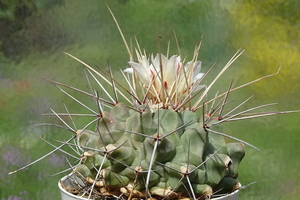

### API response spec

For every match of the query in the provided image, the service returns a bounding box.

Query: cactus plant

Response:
[56,48,247,199]
[9,5,299,200]
[71,102,244,200]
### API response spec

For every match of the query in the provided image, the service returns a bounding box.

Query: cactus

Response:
[53,41,261,200]
[73,101,244,199]
[47,43,254,199]
[8,5,300,200]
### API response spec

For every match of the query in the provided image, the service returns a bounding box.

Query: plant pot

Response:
[58,173,240,200]
[59,173,87,200]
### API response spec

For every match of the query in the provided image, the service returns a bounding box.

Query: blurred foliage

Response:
[0,0,36,20]
[0,0,300,199]
[222,0,300,102]
[0,0,64,58]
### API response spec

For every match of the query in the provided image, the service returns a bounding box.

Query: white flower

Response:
[125,53,204,109]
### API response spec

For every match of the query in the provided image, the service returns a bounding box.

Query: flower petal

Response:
[193,73,204,82]
[193,61,202,75]
[164,55,179,84]
[128,61,151,85]
[124,68,133,74]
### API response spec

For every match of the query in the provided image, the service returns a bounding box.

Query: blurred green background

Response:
[0,0,299,199]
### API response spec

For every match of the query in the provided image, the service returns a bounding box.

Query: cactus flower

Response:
[125,53,205,108]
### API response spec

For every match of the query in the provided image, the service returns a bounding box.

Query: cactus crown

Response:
[9,4,299,200]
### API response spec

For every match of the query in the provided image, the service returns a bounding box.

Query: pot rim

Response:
[58,173,87,200]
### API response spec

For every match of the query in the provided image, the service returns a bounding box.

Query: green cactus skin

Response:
[73,103,245,199]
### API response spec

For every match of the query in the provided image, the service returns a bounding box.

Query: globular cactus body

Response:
[75,103,244,199]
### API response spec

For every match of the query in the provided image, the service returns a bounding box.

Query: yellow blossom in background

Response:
[223,0,300,99]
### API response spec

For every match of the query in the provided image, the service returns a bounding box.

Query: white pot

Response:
[59,174,240,200]
[58,173,87,200]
